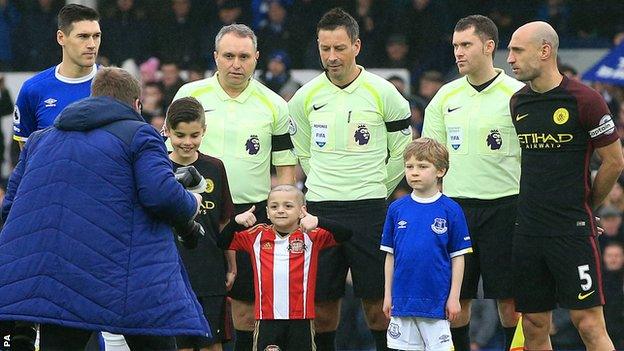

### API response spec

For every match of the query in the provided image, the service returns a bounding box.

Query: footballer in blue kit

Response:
[13,65,97,143]
[381,138,472,351]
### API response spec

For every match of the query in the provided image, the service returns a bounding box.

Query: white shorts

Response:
[386,316,452,351]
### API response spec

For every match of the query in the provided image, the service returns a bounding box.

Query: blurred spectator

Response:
[99,0,152,67]
[389,0,453,76]
[187,65,205,82]
[387,74,424,138]
[381,34,410,69]
[251,0,293,29]
[352,0,385,67]
[259,50,301,101]
[156,0,201,69]
[202,0,244,69]
[598,205,624,250]
[139,56,160,83]
[140,81,165,124]
[536,0,572,39]
[469,299,499,351]
[558,62,580,80]
[604,181,624,212]
[12,0,62,71]
[602,241,624,348]
[0,0,20,70]
[550,308,584,350]
[257,0,296,69]
[484,0,534,45]
[416,70,444,103]
[159,61,186,111]
[0,74,10,170]
[570,0,623,46]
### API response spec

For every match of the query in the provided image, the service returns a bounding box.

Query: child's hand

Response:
[382,295,392,319]
[299,207,318,232]
[446,297,461,322]
[225,271,236,291]
[235,205,257,227]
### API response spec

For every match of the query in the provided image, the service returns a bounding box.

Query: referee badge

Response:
[313,123,328,147]
[447,126,462,150]
[431,218,448,235]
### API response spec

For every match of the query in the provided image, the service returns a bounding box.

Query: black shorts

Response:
[253,319,314,351]
[306,199,387,301]
[229,201,269,301]
[453,195,517,300]
[512,234,605,313]
[176,295,231,348]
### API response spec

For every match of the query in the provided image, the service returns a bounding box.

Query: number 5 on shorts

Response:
[577,264,592,291]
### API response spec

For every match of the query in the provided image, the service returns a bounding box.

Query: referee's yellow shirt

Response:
[289,67,411,202]
[422,69,525,200]
[172,74,296,204]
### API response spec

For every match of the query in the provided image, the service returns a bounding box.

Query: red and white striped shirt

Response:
[229,224,337,320]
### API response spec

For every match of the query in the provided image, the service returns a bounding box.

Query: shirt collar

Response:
[213,72,255,103]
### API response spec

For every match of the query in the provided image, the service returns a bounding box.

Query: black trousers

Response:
[39,324,177,351]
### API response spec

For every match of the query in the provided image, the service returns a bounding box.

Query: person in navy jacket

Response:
[0,67,209,350]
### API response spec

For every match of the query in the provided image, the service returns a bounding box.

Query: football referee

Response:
[289,8,411,351]
[422,15,524,351]
[172,24,297,351]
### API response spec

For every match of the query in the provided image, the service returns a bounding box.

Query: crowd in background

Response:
[0,0,623,349]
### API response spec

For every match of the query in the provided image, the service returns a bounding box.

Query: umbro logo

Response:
[515,113,529,121]
[312,103,327,111]
[447,106,461,113]
[44,98,57,107]
[397,220,407,229]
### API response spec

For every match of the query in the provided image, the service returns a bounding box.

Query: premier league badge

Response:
[245,135,260,155]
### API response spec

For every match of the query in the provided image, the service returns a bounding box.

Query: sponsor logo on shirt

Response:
[515,113,529,121]
[397,220,407,229]
[486,129,502,150]
[287,238,306,254]
[577,290,595,300]
[44,98,57,108]
[447,106,461,113]
[388,322,401,339]
[589,114,615,138]
[354,124,370,145]
[448,126,462,150]
[312,103,327,111]
[288,117,297,135]
[262,242,273,251]
[431,218,448,234]
[245,135,260,155]
[553,107,569,125]
[313,123,328,147]
[517,133,573,149]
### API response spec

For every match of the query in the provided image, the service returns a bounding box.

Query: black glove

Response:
[174,166,207,193]
[173,220,205,249]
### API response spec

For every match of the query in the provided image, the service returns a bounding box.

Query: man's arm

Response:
[383,87,412,196]
[275,165,296,185]
[132,124,198,225]
[421,89,447,143]
[288,94,312,175]
[592,140,624,207]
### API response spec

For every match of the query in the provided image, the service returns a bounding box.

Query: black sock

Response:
[503,326,517,351]
[10,322,36,351]
[371,329,390,351]
[314,331,336,351]
[451,325,470,351]
[234,329,253,351]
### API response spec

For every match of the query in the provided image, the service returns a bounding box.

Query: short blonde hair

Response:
[268,184,305,205]
[403,138,449,174]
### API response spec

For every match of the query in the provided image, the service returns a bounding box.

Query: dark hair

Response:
[454,15,498,58]
[317,8,359,43]
[91,67,141,106]
[58,4,99,34]
[166,97,206,130]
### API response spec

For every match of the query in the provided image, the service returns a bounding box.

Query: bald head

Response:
[514,21,559,56]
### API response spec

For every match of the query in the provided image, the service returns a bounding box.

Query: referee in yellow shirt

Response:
[172,24,297,351]
[422,15,524,351]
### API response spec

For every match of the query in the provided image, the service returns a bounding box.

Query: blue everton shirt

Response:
[13,65,97,142]
[380,192,472,319]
